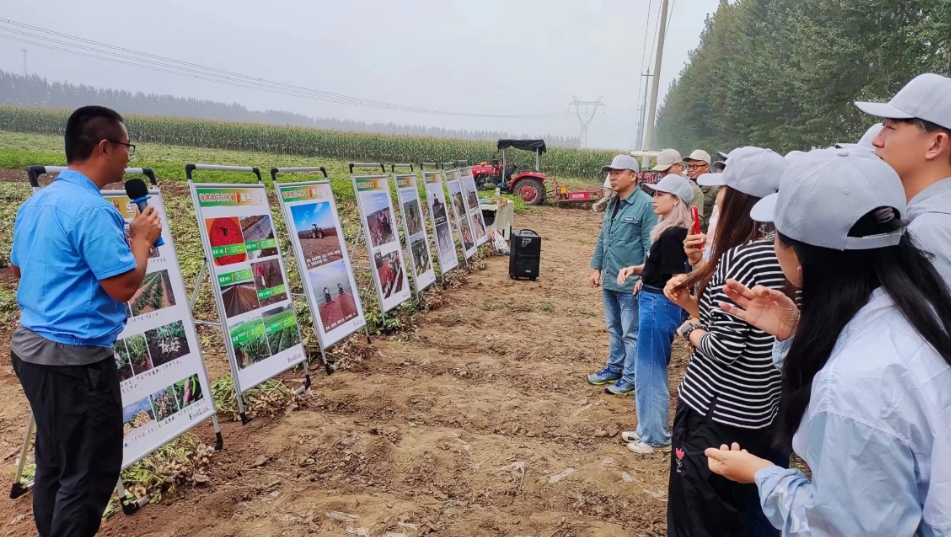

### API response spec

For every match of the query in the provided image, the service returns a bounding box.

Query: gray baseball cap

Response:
[697,146,787,198]
[652,148,683,171]
[835,123,883,151]
[855,73,951,130]
[602,154,641,173]
[644,174,694,205]
[711,149,732,171]
[751,148,906,250]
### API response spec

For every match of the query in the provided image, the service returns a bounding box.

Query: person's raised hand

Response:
[704,442,774,484]
[590,269,602,288]
[130,206,162,246]
[684,233,706,266]
[720,279,799,341]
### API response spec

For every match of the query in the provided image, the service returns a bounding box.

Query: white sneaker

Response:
[620,431,641,443]
[626,440,670,455]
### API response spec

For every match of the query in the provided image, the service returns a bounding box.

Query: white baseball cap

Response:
[751,148,906,250]
[684,150,712,166]
[602,154,640,173]
[697,146,787,198]
[652,148,683,171]
[644,174,694,205]
[855,73,951,130]
[835,123,883,152]
[785,150,807,164]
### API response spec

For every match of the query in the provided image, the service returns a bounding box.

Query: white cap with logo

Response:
[855,73,951,130]
[602,154,641,173]
[652,148,684,171]
[644,174,694,205]
[697,146,787,198]
[751,148,906,250]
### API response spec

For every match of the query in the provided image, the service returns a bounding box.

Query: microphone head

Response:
[124,178,149,199]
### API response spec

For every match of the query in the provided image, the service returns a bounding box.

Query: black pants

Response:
[11,352,123,537]
[667,401,787,537]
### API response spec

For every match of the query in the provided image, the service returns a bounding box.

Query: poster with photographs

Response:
[190,184,305,393]
[352,175,412,312]
[276,181,367,349]
[460,168,489,247]
[102,189,215,469]
[446,170,477,259]
[423,172,459,273]
[394,174,436,292]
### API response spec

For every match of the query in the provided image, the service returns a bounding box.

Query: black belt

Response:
[641,284,664,295]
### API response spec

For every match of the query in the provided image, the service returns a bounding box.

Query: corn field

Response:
[0,106,617,181]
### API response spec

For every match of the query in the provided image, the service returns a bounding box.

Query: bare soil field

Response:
[0,192,688,536]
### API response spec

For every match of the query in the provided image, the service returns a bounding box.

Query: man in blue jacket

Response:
[587,155,657,395]
[10,106,161,536]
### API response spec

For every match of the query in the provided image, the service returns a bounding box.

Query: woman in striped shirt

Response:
[662,147,789,537]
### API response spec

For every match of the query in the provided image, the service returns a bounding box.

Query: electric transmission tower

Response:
[569,96,605,149]
[22,48,28,77]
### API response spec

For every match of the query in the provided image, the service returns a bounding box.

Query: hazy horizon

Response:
[0,0,720,149]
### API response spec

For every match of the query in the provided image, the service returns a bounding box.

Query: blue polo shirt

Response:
[11,170,136,347]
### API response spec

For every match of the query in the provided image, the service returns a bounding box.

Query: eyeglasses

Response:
[686,164,708,170]
[109,140,136,156]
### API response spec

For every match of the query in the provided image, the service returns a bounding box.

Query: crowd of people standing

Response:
[588,73,951,536]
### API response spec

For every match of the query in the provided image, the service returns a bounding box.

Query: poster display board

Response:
[104,189,216,468]
[190,184,306,393]
[276,181,367,348]
[423,171,459,273]
[445,169,477,259]
[394,174,437,292]
[460,168,489,247]
[352,175,412,312]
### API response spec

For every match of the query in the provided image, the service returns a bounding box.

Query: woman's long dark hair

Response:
[776,211,951,450]
[674,186,765,299]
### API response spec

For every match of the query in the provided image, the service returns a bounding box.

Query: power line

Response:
[0,18,565,120]
[665,0,677,37]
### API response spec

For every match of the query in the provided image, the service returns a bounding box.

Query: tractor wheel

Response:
[515,178,546,205]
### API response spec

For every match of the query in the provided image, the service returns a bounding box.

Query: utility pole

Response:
[635,71,653,150]
[568,96,605,149]
[642,0,669,151]
[22,48,28,77]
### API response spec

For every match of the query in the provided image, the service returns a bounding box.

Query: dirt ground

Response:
[0,188,690,536]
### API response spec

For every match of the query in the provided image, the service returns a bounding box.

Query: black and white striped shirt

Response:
[678,238,786,429]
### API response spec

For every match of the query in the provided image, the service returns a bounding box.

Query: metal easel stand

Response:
[391,163,426,309]
[441,162,472,274]
[269,166,361,376]
[349,162,393,332]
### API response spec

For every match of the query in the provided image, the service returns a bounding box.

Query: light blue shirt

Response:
[11,170,136,347]
[755,289,951,536]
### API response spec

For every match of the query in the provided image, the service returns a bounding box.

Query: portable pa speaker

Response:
[509,229,541,281]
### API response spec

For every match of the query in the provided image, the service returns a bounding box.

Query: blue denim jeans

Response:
[603,288,639,384]
[634,288,684,447]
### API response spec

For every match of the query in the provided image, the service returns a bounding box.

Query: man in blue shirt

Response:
[9,106,161,537]
[587,155,657,395]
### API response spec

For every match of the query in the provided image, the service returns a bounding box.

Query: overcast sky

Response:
[0,0,720,149]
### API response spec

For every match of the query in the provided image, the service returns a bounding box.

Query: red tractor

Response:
[470,139,548,205]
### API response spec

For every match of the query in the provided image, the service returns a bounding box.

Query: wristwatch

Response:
[680,323,706,341]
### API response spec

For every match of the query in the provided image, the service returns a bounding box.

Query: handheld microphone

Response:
[124,179,165,247]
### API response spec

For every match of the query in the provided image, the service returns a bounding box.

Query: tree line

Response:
[654,0,951,154]
[0,70,580,147]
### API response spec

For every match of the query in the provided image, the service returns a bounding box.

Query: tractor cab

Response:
[470,139,548,205]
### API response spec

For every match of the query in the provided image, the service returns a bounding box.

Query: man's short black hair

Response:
[64,106,125,164]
